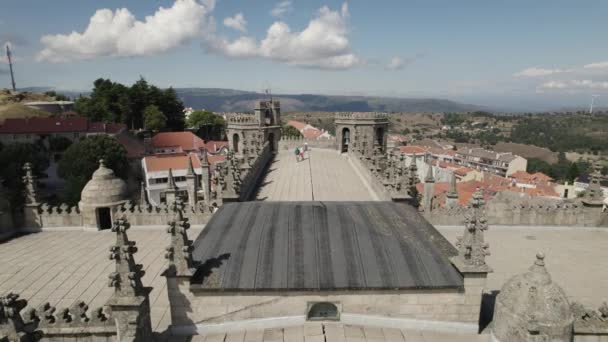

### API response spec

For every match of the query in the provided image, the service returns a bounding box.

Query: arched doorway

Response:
[232,133,240,153]
[341,128,350,153]
[375,127,384,149]
[267,132,275,152]
[97,207,112,230]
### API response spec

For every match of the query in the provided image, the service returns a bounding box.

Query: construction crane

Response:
[5,44,16,92]
[589,94,600,114]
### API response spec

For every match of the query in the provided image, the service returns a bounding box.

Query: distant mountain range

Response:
[174,88,485,113]
[19,86,485,113]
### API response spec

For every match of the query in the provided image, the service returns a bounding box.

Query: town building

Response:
[141,153,204,206]
[24,100,74,114]
[0,117,126,145]
[148,131,228,156]
[453,147,527,177]
[286,120,333,140]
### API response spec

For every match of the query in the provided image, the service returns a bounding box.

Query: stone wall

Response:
[347,152,392,201]
[278,136,337,150]
[167,285,483,333]
[424,195,606,227]
[238,142,273,201]
[0,211,14,241]
[21,201,213,231]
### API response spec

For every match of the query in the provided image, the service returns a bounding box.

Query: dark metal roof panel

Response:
[191,201,463,291]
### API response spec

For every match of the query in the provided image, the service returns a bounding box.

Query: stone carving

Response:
[107,218,146,298]
[22,163,39,206]
[582,161,605,206]
[165,199,194,277]
[492,253,574,342]
[456,188,490,267]
[0,292,41,341]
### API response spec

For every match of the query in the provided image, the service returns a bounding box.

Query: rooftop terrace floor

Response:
[1,225,605,338]
[255,148,379,201]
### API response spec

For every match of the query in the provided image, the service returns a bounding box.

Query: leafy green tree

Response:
[74,77,184,130]
[0,143,50,208]
[282,125,302,138]
[187,110,225,140]
[48,136,73,152]
[58,135,128,205]
[144,105,167,131]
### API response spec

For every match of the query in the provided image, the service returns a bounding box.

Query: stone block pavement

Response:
[0,227,201,333]
[169,323,491,341]
[255,148,379,201]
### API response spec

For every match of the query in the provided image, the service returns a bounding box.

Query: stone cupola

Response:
[79,160,128,230]
[492,253,574,342]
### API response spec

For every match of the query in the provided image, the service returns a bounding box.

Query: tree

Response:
[282,125,302,138]
[187,110,225,140]
[74,77,185,130]
[58,135,128,205]
[0,143,50,208]
[144,105,167,131]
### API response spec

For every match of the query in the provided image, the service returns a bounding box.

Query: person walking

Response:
[303,142,309,159]
[295,147,300,162]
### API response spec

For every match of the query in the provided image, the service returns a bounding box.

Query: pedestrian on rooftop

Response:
[295,147,300,162]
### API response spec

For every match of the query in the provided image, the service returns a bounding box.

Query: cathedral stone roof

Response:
[79,160,127,207]
[492,253,574,342]
[191,201,462,291]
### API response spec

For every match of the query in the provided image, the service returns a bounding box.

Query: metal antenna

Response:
[5,44,16,91]
[590,95,600,114]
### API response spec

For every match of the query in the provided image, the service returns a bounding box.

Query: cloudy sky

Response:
[1,0,608,110]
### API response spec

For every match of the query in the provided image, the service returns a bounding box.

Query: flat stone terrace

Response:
[255,148,379,201]
[174,323,491,342]
[0,228,201,333]
[1,225,606,338]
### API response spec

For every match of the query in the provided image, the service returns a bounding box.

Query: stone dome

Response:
[492,253,573,342]
[79,159,127,207]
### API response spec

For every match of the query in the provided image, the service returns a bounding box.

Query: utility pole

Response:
[5,44,16,91]
[590,95,600,114]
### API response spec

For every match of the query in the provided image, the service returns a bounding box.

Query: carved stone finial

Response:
[22,162,39,205]
[165,198,194,277]
[107,217,146,298]
[456,188,490,267]
[167,168,177,191]
[0,292,40,341]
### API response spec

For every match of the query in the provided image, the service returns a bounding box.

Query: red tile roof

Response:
[399,146,428,154]
[0,117,125,134]
[207,154,226,165]
[152,132,205,151]
[203,140,229,154]
[144,154,201,172]
[114,132,145,159]
[286,120,327,140]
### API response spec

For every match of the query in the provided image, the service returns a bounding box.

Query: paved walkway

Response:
[256,148,378,201]
[0,228,201,333]
[438,225,608,308]
[176,323,490,342]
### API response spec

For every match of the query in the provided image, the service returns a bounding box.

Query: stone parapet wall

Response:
[238,142,273,201]
[347,151,392,201]
[424,202,606,227]
[168,285,482,330]
[22,201,213,231]
[278,137,337,150]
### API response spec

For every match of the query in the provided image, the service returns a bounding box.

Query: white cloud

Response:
[37,0,215,62]
[539,79,608,92]
[223,13,247,32]
[386,57,404,71]
[205,3,362,70]
[583,61,608,69]
[271,0,293,18]
[514,67,569,77]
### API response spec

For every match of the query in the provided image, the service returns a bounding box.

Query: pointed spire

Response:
[425,162,435,183]
[582,161,604,206]
[201,149,209,167]
[140,181,147,205]
[107,218,146,298]
[22,162,39,205]
[456,188,490,268]
[447,172,458,199]
[167,168,177,191]
[186,155,195,177]
[165,199,194,277]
